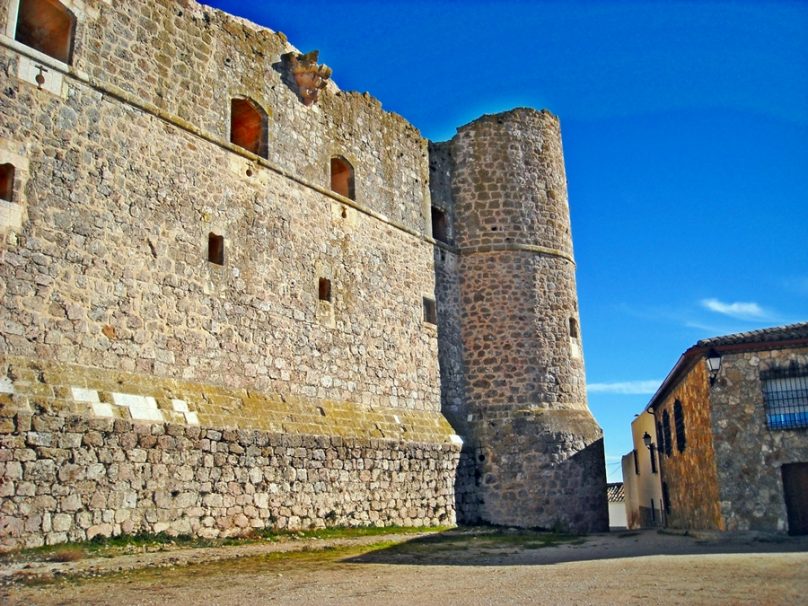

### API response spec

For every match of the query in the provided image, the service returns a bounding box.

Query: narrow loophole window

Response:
[330,156,355,200]
[569,318,579,339]
[431,206,448,243]
[423,297,437,325]
[0,164,14,202]
[318,278,332,302]
[15,0,76,64]
[230,98,267,158]
[208,233,224,265]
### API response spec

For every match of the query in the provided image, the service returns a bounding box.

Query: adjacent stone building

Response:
[624,323,808,534]
[0,0,607,549]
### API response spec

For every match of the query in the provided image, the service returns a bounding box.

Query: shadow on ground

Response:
[343,526,808,567]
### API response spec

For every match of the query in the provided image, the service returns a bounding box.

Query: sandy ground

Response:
[2,529,808,605]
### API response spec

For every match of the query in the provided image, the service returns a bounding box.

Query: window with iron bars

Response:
[761,363,808,430]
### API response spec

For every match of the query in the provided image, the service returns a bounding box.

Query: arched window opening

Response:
[569,317,579,339]
[15,0,76,64]
[230,98,267,158]
[330,156,354,200]
[0,164,14,202]
[674,399,686,452]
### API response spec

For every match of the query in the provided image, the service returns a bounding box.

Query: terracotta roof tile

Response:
[606,482,624,503]
[697,321,808,348]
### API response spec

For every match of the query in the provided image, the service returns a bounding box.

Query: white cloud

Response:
[701,298,767,320]
[587,380,660,395]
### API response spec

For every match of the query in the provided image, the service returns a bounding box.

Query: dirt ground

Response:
[2,528,807,605]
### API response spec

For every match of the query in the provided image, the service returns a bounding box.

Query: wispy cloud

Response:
[587,380,661,395]
[700,298,767,321]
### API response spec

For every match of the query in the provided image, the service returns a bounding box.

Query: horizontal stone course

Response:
[0,356,459,550]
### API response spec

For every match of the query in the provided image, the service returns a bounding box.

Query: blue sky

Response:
[204,1,808,482]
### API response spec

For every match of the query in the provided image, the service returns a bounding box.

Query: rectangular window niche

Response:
[423,297,437,325]
[318,278,332,302]
[208,233,224,265]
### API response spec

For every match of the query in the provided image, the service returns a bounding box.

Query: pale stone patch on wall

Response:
[0,139,29,233]
[570,337,583,360]
[0,376,14,394]
[172,399,200,426]
[16,55,67,97]
[71,387,100,403]
[0,200,22,231]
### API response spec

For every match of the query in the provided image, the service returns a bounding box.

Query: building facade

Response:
[624,323,808,534]
[622,411,664,529]
[0,0,607,549]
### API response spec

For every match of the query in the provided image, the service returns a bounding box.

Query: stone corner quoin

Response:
[0,0,607,550]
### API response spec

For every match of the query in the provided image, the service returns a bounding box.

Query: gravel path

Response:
[3,529,807,605]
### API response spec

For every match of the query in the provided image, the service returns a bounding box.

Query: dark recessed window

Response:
[569,318,579,339]
[318,278,332,302]
[423,297,437,325]
[662,482,671,515]
[0,164,14,202]
[330,156,355,200]
[657,420,665,457]
[431,206,448,243]
[230,98,268,158]
[208,233,224,265]
[674,399,686,453]
[15,0,76,64]
[632,449,639,475]
[662,410,672,457]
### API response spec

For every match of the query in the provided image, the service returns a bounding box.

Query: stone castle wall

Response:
[0,357,458,549]
[0,0,608,547]
[0,0,439,411]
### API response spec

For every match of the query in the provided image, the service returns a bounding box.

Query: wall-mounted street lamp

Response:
[706,349,722,386]
[642,432,657,473]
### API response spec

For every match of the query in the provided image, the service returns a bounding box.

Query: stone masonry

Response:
[431,110,607,532]
[0,0,607,548]
[710,346,808,532]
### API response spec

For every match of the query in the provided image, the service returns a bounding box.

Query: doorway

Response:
[782,463,808,535]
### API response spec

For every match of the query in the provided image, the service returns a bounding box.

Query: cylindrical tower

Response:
[450,108,607,532]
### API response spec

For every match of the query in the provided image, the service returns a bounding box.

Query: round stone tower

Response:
[449,108,608,532]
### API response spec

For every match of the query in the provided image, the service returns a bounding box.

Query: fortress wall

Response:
[0,357,459,550]
[0,0,610,543]
[0,38,441,411]
[0,0,430,233]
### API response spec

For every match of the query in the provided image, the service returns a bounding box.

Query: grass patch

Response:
[0,525,447,566]
[1,525,588,588]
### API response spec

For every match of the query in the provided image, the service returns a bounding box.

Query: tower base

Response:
[457,408,609,533]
